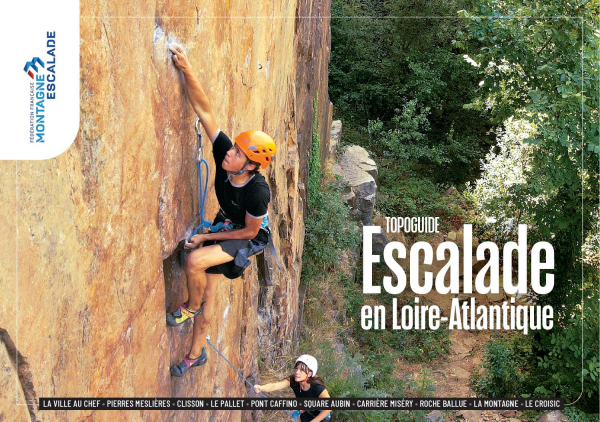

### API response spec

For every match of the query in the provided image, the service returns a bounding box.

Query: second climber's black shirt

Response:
[289,379,327,421]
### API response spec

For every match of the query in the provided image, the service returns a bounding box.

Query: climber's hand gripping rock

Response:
[169,44,191,72]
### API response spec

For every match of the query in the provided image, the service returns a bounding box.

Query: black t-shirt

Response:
[289,379,327,421]
[212,131,270,241]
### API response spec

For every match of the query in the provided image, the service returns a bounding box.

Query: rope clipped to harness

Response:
[192,117,233,236]
[206,334,298,420]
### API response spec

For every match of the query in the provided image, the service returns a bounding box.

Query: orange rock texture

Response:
[0,0,332,420]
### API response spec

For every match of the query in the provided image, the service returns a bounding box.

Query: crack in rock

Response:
[0,328,39,422]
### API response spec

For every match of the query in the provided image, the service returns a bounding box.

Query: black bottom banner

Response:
[38,397,564,411]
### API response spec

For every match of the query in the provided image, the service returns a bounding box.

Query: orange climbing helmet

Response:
[234,130,276,169]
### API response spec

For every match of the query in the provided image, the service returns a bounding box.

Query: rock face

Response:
[332,144,378,225]
[0,1,331,421]
[536,411,568,422]
[329,120,342,155]
[372,230,390,255]
[0,330,33,422]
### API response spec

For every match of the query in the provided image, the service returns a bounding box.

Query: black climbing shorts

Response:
[204,237,267,279]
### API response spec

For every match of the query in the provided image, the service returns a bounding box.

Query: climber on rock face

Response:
[166,44,276,377]
[254,355,332,422]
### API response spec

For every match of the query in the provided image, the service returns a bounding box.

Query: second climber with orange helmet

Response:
[166,44,277,377]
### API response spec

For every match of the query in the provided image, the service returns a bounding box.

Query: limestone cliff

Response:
[0,1,331,421]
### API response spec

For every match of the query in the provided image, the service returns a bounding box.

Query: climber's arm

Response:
[254,379,291,394]
[169,44,220,141]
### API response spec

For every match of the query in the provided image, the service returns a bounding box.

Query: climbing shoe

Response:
[170,349,207,377]
[166,302,204,326]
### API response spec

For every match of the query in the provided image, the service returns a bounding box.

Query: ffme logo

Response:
[24,57,45,79]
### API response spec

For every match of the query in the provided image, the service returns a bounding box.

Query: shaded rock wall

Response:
[0,1,331,421]
[258,0,333,362]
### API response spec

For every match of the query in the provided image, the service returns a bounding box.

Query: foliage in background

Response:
[300,98,386,421]
[458,2,599,309]
[563,406,600,422]
[366,101,431,161]
[377,164,470,230]
[329,0,493,250]
[330,0,493,185]
[300,97,436,421]
[534,268,599,408]
[303,98,360,284]
[581,209,600,268]
[325,0,599,415]
[471,277,599,411]
[464,118,540,244]
[331,0,478,124]
[307,98,323,209]
[327,1,483,410]
[471,333,532,397]
[460,0,599,411]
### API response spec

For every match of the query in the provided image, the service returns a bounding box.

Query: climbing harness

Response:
[206,334,299,420]
[192,117,233,236]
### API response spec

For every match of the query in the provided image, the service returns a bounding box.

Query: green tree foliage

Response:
[331,0,477,122]
[460,0,599,411]
[367,100,432,161]
[471,333,531,398]
[465,118,540,242]
[303,98,360,283]
[459,3,599,305]
[330,0,493,184]
[536,269,599,405]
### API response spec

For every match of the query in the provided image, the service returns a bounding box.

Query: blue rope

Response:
[206,335,298,420]
[192,118,232,236]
